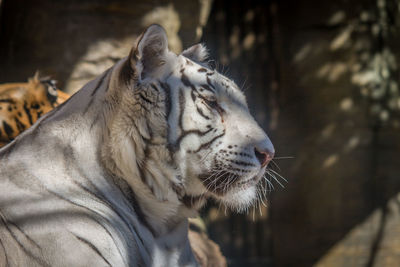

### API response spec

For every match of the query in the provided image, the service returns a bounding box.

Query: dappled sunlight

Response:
[330,24,354,51]
[322,154,339,169]
[316,62,348,82]
[340,97,354,111]
[344,135,360,152]
[229,26,241,60]
[244,10,255,22]
[243,33,256,50]
[327,11,346,25]
[320,124,337,139]
[316,193,400,266]
[294,43,312,63]
[200,0,400,263]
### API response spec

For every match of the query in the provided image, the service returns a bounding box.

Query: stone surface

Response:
[202,0,400,266]
[0,0,212,93]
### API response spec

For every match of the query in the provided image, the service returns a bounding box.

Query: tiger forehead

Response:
[177,61,247,106]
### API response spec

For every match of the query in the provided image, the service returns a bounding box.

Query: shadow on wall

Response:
[202,0,400,266]
[0,0,212,93]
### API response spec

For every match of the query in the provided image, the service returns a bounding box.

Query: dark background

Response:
[1,0,400,266]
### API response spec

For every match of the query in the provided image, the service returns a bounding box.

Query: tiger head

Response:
[0,73,69,145]
[108,25,274,214]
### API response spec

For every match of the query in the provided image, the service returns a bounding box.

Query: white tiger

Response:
[0,25,274,266]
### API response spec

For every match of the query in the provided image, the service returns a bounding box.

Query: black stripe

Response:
[0,239,9,267]
[178,89,186,132]
[23,102,34,125]
[72,234,111,266]
[159,82,172,121]
[194,130,225,153]
[198,68,207,72]
[60,151,151,252]
[200,84,214,92]
[181,73,196,91]
[175,128,213,150]
[190,89,197,102]
[83,69,111,114]
[0,99,15,104]
[150,83,159,92]
[0,210,49,267]
[188,221,203,233]
[31,103,40,110]
[206,76,215,89]
[2,121,14,138]
[91,69,111,97]
[121,174,156,236]
[45,187,143,257]
[196,106,210,120]
[90,113,102,130]
[5,219,41,250]
[138,92,153,104]
[226,159,256,167]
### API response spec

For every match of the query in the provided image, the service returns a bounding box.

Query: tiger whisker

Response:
[266,171,285,188]
[258,182,269,206]
[199,150,213,163]
[203,169,226,192]
[268,169,288,183]
[270,160,281,171]
[273,156,295,160]
[262,175,275,191]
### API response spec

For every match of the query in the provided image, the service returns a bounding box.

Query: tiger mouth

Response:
[236,175,259,187]
[235,168,265,188]
[199,169,261,195]
[199,171,238,195]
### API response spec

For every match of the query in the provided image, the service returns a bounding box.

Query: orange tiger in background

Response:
[0,73,69,146]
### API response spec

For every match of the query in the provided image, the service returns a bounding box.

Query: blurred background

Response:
[1,0,400,266]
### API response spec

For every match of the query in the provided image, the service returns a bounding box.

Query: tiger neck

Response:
[99,65,199,236]
[101,127,198,236]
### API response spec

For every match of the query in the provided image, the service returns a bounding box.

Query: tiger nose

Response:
[254,147,274,167]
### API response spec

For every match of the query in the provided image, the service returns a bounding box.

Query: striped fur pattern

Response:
[0,25,274,266]
[0,74,68,146]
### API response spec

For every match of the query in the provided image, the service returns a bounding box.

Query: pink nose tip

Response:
[254,148,274,167]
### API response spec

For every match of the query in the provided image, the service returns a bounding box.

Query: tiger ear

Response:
[181,44,209,65]
[28,71,41,84]
[132,24,169,81]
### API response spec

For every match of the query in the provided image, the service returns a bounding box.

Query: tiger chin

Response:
[0,24,274,267]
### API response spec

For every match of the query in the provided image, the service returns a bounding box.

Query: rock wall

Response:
[0,0,212,93]
[202,0,400,266]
